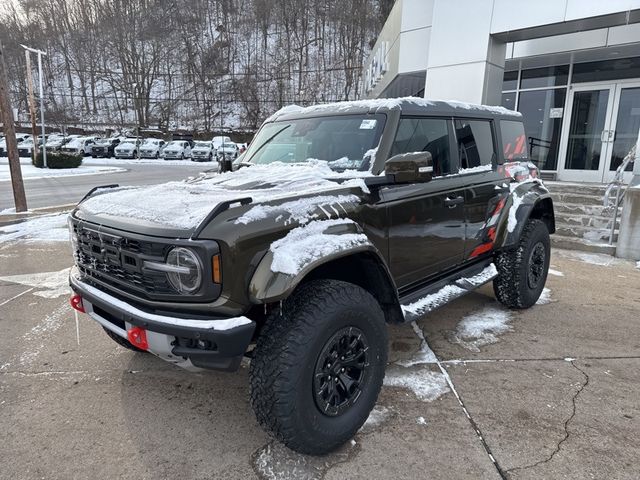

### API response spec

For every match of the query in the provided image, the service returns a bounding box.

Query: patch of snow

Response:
[0,213,70,244]
[235,194,359,225]
[555,250,618,267]
[564,357,576,362]
[448,305,513,352]
[19,303,70,367]
[0,268,71,298]
[269,218,368,275]
[417,417,427,425]
[80,161,371,229]
[396,321,437,366]
[458,164,493,175]
[0,161,125,181]
[383,368,450,402]
[401,285,465,317]
[548,268,564,277]
[361,406,391,431]
[536,288,552,305]
[636,261,640,270]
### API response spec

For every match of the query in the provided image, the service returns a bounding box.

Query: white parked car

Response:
[139,138,167,159]
[211,136,232,152]
[190,141,214,162]
[17,137,36,157]
[114,138,141,159]
[216,141,239,162]
[162,140,191,160]
[45,134,72,152]
[61,136,100,156]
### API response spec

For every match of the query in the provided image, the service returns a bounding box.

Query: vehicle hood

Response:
[74,162,371,237]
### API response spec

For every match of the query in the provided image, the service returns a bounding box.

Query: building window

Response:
[519,65,569,89]
[518,89,566,170]
[572,57,640,83]
[502,71,518,91]
[501,92,516,110]
[454,120,495,169]
[391,118,452,176]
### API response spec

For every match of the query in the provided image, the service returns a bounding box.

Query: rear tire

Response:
[249,280,388,455]
[102,327,146,353]
[493,218,550,309]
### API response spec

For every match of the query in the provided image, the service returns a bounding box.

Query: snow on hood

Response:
[79,162,371,230]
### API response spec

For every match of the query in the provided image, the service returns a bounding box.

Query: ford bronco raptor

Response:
[68,98,554,455]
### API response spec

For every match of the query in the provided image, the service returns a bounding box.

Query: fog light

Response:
[70,294,85,313]
[127,327,148,351]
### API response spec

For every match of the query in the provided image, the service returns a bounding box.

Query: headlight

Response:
[165,247,202,293]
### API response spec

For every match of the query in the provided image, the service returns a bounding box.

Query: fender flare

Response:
[495,181,555,249]
[248,222,395,304]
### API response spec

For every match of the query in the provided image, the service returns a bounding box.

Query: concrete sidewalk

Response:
[1,239,638,479]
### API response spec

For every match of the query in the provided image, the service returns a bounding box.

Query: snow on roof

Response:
[266,96,521,120]
[79,162,370,230]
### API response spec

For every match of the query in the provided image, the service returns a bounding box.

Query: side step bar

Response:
[400,262,498,323]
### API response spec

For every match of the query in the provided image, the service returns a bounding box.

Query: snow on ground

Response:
[383,368,450,402]
[0,159,124,181]
[536,287,552,305]
[636,261,640,270]
[0,213,69,243]
[448,305,513,352]
[19,302,70,367]
[80,161,370,230]
[83,157,212,167]
[548,268,564,277]
[270,219,368,275]
[555,249,620,267]
[361,406,391,432]
[417,417,427,425]
[396,322,437,367]
[0,268,71,299]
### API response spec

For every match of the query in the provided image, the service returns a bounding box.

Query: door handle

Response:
[444,196,464,208]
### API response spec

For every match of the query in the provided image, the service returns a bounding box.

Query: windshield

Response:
[142,139,159,145]
[245,114,385,171]
[194,141,209,148]
[167,141,184,147]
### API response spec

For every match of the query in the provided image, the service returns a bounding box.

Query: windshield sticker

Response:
[359,119,377,130]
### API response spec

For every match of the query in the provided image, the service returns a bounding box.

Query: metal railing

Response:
[603,145,635,245]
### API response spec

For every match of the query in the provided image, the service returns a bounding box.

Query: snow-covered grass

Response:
[0,268,71,298]
[0,160,125,181]
[0,213,69,244]
[270,219,368,275]
[448,305,513,352]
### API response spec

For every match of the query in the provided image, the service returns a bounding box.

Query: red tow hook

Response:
[70,294,85,313]
[127,327,149,351]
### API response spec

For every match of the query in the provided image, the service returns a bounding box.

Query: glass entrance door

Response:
[559,82,639,183]
[558,85,615,182]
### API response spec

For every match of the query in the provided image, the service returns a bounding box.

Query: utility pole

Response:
[24,50,39,162]
[0,43,28,212]
[21,44,47,168]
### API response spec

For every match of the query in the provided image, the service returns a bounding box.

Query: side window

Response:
[500,120,529,161]
[454,119,495,170]
[390,118,452,176]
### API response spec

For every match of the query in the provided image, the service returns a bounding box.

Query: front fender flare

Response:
[248,224,387,304]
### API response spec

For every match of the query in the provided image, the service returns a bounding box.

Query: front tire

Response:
[493,218,550,309]
[250,280,388,455]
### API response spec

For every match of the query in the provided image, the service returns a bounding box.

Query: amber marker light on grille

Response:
[212,254,221,283]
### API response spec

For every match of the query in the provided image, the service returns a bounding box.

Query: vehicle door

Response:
[382,116,466,288]
[453,118,506,260]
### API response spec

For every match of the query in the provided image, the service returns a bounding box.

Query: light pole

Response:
[20,44,47,168]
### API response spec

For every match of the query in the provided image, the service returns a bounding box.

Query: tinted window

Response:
[501,92,516,111]
[454,120,495,170]
[502,70,518,91]
[520,65,569,89]
[572,57,640,83]
[390,118,452,176]
[500,120,529,161]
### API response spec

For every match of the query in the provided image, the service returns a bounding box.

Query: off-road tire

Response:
[102,327,146,353]
[249,280,388,455]
[493,218,550,309]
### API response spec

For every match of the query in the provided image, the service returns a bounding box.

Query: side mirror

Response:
[385,151,433,183]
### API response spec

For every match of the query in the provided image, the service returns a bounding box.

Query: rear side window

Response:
[390,118,452,176]
[500,120,529,161]
[454,119,495,169]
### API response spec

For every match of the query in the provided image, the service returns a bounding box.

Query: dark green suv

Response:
[68,98,554,455]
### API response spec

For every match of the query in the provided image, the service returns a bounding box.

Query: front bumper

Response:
[70,268,255,372]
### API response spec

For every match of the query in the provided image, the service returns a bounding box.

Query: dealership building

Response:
[363,0,640,185]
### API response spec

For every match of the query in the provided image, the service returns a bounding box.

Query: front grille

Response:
[73,223,174,297]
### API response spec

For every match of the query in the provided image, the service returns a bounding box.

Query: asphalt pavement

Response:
[1,231,639,479]
[0,159,212,210]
